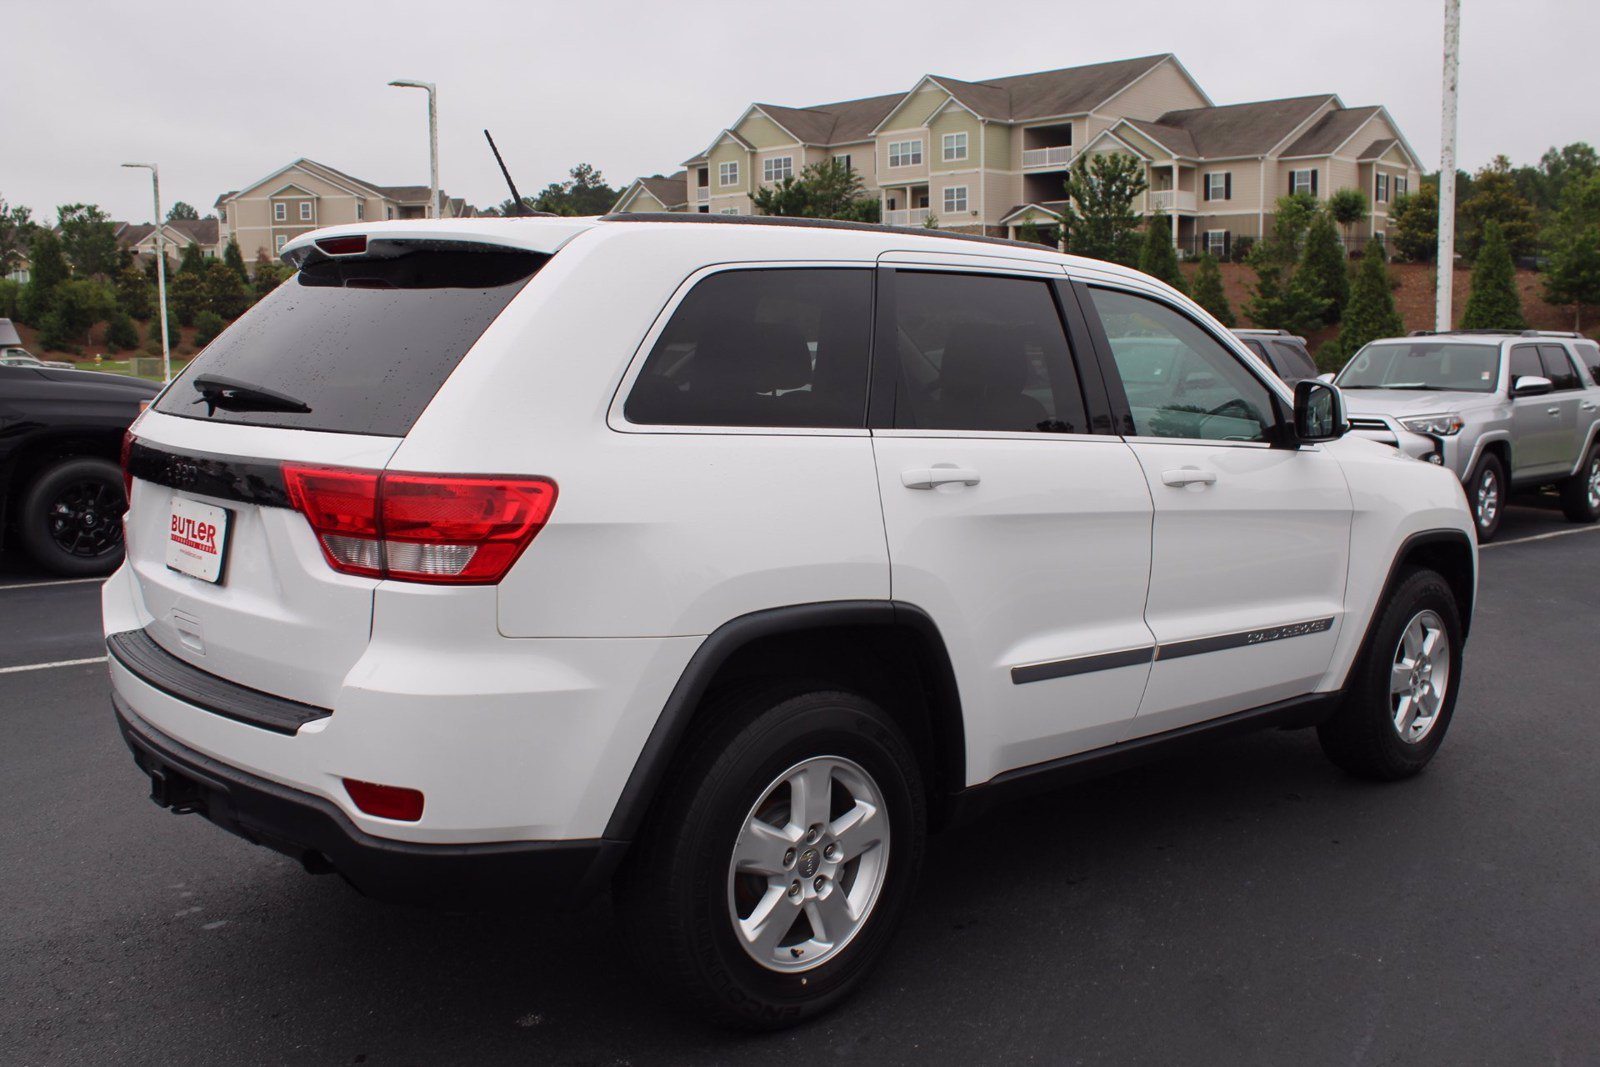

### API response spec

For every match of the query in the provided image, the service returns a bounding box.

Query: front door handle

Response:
[901,466,981,490]
[1161,467,1218,488]
[1581,402,1598,412]
[1548,406,1562,416]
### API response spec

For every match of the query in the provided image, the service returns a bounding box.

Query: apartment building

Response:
[215,158,473,265]
[616,54,1422,252]
[113,218,223,263]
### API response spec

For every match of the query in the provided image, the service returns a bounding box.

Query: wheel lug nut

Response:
[813,876,826,891]
[783,849,795,867]
[824,844,838,860]
[805,826,819,844]
[788,880,801,897]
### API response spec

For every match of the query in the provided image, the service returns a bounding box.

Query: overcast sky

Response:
[5,0,1595,225]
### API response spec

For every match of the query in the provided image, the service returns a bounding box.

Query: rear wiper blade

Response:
[192,374,312,416]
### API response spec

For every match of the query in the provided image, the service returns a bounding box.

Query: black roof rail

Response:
[598,211,1050,253]
[1520,329,1583,338]
[1408,328,1530,337]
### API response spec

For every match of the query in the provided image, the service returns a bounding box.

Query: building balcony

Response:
[1022,145,1075,170]
[1147,189,1197,213]
[696,187,709,201]
[885,208,930,227]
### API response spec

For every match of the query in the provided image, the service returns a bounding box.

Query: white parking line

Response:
[1482,524,1600,549]
[0,577,106,591]
[0,656,108,675]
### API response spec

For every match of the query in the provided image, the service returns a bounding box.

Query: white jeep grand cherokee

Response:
[105,215,1476,1028]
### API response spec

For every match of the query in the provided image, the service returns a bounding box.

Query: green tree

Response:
[1016,220,1043,245]
[1543,172,1600,329]
[144,314,179,354]
[115,263,152,320]
[753,158,879,221]
[106,309,140,352]
[1136,207,1186,292]
[168,272,205,327]
[177,241,207,277]
[1299,208,1350,323]
[1243,194,1326,332]
[1534,143,1598,215]
[1390,183,1440,263]
[532,163,619,216]
[0,198,35,277]
[1334,238,1405,363]
[250,252,292,303]
[1461,157,1538,262]
[0,279,20,319]
[1060,152,1148,266]
[222,238,249,284]
[56,203,121,278]
[1460,220,1526,330]
[202,260,250,319]
[1190,253,1234,326]
[19,228,70,324]
[193,310,226,347]
[1327,187,1369,245]
[166,201,200,222]
[40,278,115,350]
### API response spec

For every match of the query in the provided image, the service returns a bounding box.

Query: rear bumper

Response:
[115,693,624,909]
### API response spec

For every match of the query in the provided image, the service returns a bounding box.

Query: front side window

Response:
[943,186,968,213]
[763,156,793,183]
[1539,344,1582,390]
[273,202,287,222]
[719,161,739,186]
[1509,345,1542,385]
[942,132,967,161]
[1338,342,1502,394]
[625,269,872,428]
[1089,287,1277,442]
[889,140,923,168]
[890,271,1088,434]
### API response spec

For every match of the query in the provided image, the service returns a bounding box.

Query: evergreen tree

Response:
[39,279,115,351]
[1243,260,1328,334]
[56,203,121,278]
[1390,184,1440,263]
[20,228,69,324]
[1543,173,1600,329]
[194,310,226,347]
[1137,207,1186,292]
[115,263,152,320]
[177,242,207,276]
[1060,153,1148,267]
[166,201,200,222]
[1190,253,1234,326]
[168,272,205,327]
[1335,238,1405,361]
[1460,221,1526,330]
[222,238,249,284]
[106,310,140,352]
[202,260,250,319]
[1299,208,1350,323]
[1461,157,1538,262]
[145,313,179,353]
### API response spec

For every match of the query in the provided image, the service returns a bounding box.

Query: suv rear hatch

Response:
[121,235,558,709]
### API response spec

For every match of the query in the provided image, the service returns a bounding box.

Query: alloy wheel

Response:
[47,479,123,558]
[1390,609,1451,744]
[1475,469,1499,531]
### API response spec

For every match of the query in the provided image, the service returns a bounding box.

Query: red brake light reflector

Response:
[315,234,368,256]
[343,779,425,821]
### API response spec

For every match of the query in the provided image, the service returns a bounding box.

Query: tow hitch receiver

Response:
[144,760,207,815]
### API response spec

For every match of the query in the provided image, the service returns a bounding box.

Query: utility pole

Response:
[122,162,171,383]
[1435,0,1461,331]
[389,80,439,218]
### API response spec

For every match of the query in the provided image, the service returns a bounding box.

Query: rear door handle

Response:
[1581,402,1598,412]
[1548,406,1562,416]
[901,466,981,490]
[1161,467,1217,488]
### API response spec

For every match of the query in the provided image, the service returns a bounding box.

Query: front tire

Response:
[1318,568,1463,781]
[615,685,925,1030]
[1466,453,1505,543]
[16,457,127,577]
[1560,441,1600,524]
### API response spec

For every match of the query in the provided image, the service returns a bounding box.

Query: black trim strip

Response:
[1010,617,1334,684]
[108,629,330,735]
[127,440,292,509]
[1011,646,1154,685]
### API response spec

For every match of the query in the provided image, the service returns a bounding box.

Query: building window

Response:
[942,132,968,162]
[299,201,313,221]
[1394,176,1408,199]
[1290,169,1317,196]
[1204,172,1231,201]
[1375,173,1390,203]
[888,140,923,168]
[273,202,287,222]
[763,156,794,183]
[1204,230,1231,259]
[720,207,740,215]
[274,234,288,251]
[719,161,739,186]
[833,154,852,172]
[386,206,395,220]
[356,203,365,221]
[943,186,969,214]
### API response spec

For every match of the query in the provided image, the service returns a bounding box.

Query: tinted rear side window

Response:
[1269,340,1318,381]
[624,268,872,428]
[1577,342,1600,386]
[1538,344,1581,391]
[154,248,546,436]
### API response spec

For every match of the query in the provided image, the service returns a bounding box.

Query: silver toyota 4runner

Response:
[1335,330,1600,541]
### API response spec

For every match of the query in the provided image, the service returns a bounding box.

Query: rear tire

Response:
[614,685,925,1030]
[16,457,126,577]
[1559,442,1600,524]
[1466,453,1505,543]
[1318,567,1462,781]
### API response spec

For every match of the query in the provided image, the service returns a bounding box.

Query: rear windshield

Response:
[154,247,546,436]
[1335,342,1501,393]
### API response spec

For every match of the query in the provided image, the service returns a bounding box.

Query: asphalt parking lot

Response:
[3,500,1598,1066]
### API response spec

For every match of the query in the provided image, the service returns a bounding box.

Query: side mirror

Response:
[1294,379,1347,443]
[1512,374,1553,397]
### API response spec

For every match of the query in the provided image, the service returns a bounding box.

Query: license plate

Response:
[166,496,231,583]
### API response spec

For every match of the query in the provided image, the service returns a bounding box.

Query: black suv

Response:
[1233,329,1320,383]
[1,363,159,575]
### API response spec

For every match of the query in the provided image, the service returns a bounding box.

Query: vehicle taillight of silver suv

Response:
[106,215,1477,1029]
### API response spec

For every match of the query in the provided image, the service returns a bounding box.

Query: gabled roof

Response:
[1123,118,1198,158]
[113,218,220,249]
[1280,105,1381,158]
[376,185,432,203]
[999,202,1069,225]
[981,54,1178,121]
[614,172,690,213]
[1152,94,1336,158]
[682,128,755,165]
[748,94,902,146]
[1358,138,1398,160]
[169,218,220,245]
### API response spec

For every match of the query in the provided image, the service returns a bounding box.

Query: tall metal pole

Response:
[389,80,439,218]
[122,162,171,383]
[1435,0,1461,331]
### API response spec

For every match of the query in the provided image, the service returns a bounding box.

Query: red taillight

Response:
[120,431,136,500]
[343,778,425,821]
[315,234,368,256]
[282,464,557,584]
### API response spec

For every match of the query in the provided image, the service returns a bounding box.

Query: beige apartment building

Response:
[113,218,224,264]
[615,54,1422,254]
[216,159,472,265]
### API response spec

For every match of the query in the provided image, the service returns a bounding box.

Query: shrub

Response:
[194,310,225,347]
[106,310,140,352]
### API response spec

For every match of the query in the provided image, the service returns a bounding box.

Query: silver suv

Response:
[1336,330,1600,540]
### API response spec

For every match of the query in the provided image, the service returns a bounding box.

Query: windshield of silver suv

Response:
[1336,341,1501,393]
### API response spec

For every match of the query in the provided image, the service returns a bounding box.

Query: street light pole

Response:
[388,80,439,218]
[122,162,171,383]
[1435,0,1461,331]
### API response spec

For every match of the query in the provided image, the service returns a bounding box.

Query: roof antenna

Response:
[484,129,537,217]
